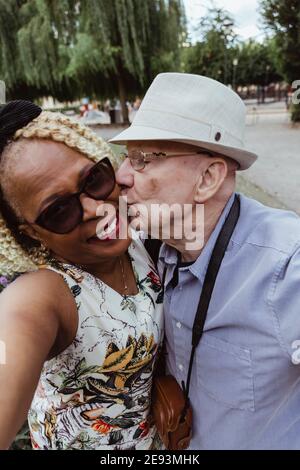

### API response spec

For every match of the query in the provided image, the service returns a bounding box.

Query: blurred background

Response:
[1,0,299,221]
[1,0,300,449]
[1,1,299,118]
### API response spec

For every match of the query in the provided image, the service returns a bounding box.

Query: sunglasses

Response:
[34,157,116,234]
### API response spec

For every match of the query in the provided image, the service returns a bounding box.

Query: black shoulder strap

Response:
[144,237,162,268]
[182,194,240,416]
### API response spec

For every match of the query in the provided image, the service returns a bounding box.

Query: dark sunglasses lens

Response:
[37,196,82,234]
[85,158,115,199]
[35,158,114,234]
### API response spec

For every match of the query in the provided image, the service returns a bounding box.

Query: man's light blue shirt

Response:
[158,193,300,449]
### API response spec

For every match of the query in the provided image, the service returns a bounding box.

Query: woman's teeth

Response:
[96,217,117,240]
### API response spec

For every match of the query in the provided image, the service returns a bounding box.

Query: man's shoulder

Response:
[235,194,300,255]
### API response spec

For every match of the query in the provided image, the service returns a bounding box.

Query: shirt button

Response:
[176,322,182,329]
[178,364,184,371]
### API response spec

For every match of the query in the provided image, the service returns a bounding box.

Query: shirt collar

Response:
[159,193,236,282]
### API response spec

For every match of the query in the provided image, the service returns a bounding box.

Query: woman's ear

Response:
[194,158,228,203]
[18,223,42,243]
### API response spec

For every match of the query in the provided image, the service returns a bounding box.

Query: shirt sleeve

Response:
[269,245,300,363]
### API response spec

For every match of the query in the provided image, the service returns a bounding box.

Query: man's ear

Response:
[194,159,228,203]
[18,223,42,243]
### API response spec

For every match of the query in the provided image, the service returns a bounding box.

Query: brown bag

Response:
[151,375,192,450]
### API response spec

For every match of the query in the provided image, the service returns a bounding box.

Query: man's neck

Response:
[166,195,233,263]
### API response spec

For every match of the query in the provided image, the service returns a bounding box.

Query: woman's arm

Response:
[0,269,77,449]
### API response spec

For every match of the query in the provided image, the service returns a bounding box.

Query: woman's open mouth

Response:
[87,212,120,244]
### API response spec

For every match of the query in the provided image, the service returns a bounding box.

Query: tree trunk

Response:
[117,74,129,124]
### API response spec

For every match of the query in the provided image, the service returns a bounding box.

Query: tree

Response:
[233,38,282,86]
[0,0,187,121]
[183,7,237,84]
[0,0,81,100]
[183,6,283,98]
[261,0,300,119]
[63,0,186,122]
[261,0,300,82]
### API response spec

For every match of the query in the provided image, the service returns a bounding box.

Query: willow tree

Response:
[0,0,29,99]
[0,0,80,100]
[0,0,186,120]
[64,0,186,122]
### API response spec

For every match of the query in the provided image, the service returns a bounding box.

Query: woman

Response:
[0,101,164,450]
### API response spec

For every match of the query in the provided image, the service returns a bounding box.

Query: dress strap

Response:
[38,261,84,283]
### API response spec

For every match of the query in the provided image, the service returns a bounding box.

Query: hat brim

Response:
[109,125,257,171]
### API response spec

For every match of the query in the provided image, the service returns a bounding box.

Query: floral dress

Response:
[27,238,164,450]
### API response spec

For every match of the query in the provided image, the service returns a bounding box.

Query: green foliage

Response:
[183,6,282,88]
[233,38,282,86]
[0,0,186,108]
[291,103,300,122]
[261,0,300,83]
[183,7,237,83]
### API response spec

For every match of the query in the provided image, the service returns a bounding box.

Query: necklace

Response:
[119,256,128,295]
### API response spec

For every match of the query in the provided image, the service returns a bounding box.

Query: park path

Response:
[243,102,300,214]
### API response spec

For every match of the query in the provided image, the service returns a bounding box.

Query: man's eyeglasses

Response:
[34,157,115,234]
[121,149,214,171]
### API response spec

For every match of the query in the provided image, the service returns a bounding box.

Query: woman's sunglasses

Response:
[34,157,116,234]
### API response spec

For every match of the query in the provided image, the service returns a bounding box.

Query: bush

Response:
[291,103,300,122]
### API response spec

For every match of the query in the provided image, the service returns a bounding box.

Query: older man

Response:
[111,73,300,449]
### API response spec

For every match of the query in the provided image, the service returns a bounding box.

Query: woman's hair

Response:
[0,100,119,277]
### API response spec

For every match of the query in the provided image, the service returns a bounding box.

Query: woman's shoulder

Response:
[1,267,67,289]
[0,268,77,317]
[0,268,78,358]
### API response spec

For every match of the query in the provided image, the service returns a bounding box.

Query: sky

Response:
[183,0,265,42]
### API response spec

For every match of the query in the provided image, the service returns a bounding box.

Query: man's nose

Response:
[116,158,134,188]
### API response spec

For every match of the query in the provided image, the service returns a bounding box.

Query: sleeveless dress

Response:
[27,238,164,450]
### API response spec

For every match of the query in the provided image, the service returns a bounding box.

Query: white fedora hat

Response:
[110,73,257,170]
